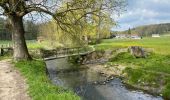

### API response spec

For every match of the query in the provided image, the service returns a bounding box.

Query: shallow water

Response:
[46,58,163,100]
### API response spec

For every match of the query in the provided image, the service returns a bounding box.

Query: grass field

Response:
[0,40,45,49]
[95,36,170,55]
[95,36,170,99]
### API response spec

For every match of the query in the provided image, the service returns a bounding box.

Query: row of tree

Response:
[114,23,170,37]
[0,18,38,40]
[38,14,113,47]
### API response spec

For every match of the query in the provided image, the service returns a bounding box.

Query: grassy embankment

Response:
[95,36,170,99]
[15,60,79,100]
[0,40,80,100]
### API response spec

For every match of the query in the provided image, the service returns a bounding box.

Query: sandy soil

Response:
[0,59,31,100]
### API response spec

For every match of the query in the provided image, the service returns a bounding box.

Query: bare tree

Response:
[0,0,126,61]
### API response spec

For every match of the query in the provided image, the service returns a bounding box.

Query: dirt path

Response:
[0,59,31,100]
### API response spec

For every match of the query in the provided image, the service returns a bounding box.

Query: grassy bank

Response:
[15,60,80,100]
[109,52,170,99]
[95,36,170,99]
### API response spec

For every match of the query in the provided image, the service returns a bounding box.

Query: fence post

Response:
[0,48,1,56]
[0,48,4,56]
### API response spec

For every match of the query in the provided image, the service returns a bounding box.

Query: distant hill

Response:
[113,23,170,37]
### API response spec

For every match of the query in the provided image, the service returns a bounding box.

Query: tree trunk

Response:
[9,15,32,61]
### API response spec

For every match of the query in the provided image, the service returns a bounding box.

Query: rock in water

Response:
[129,46,146,58]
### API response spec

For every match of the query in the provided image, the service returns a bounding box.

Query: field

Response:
[95,36,170,99]
[95,36,170,55]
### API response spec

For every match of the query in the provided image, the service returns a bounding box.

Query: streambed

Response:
[45,58,163,100]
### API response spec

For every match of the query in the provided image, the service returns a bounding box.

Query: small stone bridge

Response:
[42,46,95,61]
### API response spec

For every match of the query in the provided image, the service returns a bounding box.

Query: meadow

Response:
[95,36,170,99]
[95,36,170,55]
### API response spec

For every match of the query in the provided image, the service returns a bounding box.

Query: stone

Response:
[94,81,97,84]
[129,46,146,58]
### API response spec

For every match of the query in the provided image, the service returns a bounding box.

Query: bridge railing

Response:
[0,44,13,56]
[41,46,94,59]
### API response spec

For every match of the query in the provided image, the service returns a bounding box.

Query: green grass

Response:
[0,40,64,50]
[95,36,170,99]
[95,36,170,55]
[0,40,44,49]
[15,60,80,100]
[111,52,170,99]
[0,55,11,61]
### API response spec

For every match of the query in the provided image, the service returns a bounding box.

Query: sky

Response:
[112,0,170,31]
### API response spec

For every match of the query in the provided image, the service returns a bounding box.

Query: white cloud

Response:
[113,0,170,31]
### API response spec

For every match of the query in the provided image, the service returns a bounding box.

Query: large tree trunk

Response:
[9,15,32,61]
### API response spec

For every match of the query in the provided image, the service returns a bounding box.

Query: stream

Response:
[45,58,163,100]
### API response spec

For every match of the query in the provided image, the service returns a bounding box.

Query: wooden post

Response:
[0,45,1,56]
[1,48,4,56]
[0,48,1,56]
[1,45,4,56]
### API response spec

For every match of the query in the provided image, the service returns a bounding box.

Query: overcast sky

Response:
[112,0,170,31]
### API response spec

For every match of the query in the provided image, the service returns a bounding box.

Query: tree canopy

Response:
[0,0,126,61]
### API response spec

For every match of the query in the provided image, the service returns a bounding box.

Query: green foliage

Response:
[15,60,80,100]
[163,83,170,99]
[0,18,38,40]
[37,0,126,47]
[24,20,39,40]
[128,28,131,35]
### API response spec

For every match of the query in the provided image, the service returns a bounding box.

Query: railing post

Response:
[56,49,58,58]
[67,48,68,55]
[1,48,4,56]
[78,47,80,55]
[0,48,1,56]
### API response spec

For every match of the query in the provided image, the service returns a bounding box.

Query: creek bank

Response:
[74,48,164,99]
[45,57,163,100]
[83,62,165,99]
